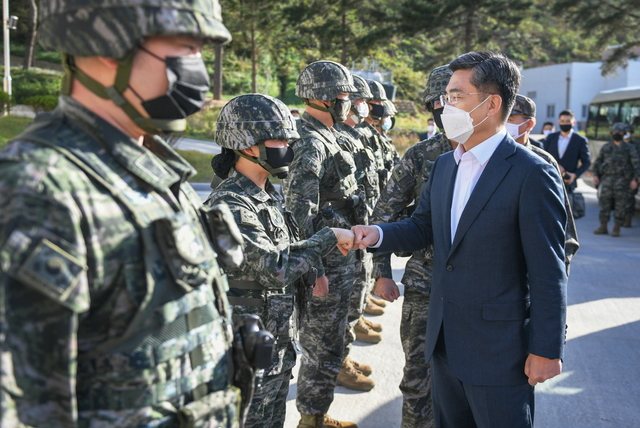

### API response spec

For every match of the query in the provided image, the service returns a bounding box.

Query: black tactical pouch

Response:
[200,203,245,269]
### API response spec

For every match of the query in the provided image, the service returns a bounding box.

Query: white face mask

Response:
[382,117,393,131]
[505,119,531,140]
[543,129,552,137]
[440,95,491,144]
[356,102,370,118]
[427,125,436,133]
[624,132,631,140]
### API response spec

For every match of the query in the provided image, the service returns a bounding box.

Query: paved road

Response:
[174,137,221,155]
[278,179,640,428]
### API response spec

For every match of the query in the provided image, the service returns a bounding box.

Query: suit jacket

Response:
[543,131,591,185]
[376,135,568,386]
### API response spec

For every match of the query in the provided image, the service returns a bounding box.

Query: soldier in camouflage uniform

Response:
[593,123,640,237]
[623,124,640,226]
[370,65,453,428]
[204,94,354,428]
[508,95,580,271]
[282,60,364,428]
[0,2,245,427]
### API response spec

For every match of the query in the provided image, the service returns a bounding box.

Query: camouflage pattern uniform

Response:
[282,61,361,416]
[623,125,640,224]
[205,94,339,428]
[593,125,640,225]
[0,3,241,427]
[371,133,452,428]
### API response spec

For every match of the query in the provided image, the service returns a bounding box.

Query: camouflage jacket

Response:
[282,112,357,271]
[0,97,239,427]
[334,122,381,216]
[204,171,337,374]
[593,141,640,181]
[371,133,453,294]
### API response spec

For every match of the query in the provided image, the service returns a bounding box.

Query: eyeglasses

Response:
[439,92,492,106]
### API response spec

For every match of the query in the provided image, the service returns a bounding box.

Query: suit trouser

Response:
[431,331,534,428]
[296,263,355,415]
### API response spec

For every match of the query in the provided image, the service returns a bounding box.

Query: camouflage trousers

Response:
[627,186,638,218]
[598,177,632,223]
[343,250,373,356]
[400,288,434,428]
[245,343,296,428]
[296,264,355,415]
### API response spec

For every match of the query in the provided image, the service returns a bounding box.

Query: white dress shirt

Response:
[558,130,573,159]
[450,128,506,242]
[372,128,507,247]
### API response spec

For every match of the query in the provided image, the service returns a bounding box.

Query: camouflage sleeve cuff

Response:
[372,252,393,279]
[311,227,339,256]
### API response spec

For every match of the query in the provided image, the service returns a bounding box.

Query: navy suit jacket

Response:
[543,131,591,180]
[376,135,568,386]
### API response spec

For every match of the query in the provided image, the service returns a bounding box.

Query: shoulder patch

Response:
[240,209,262,227]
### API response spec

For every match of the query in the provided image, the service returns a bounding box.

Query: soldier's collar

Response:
[231,170,280,203]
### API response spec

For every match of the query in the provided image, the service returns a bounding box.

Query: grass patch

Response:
[0,115,33,148]
[176,149,215,183]
[388,111,432,156]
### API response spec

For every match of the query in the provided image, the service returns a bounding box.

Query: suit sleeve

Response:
[574,136,591,177]
[518,162,568,360]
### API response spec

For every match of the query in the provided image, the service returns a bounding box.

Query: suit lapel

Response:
[441,156,458,254]
[449,138,515,256]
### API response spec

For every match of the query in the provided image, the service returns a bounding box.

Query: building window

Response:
[527,91,537,99]
[547,104,555,118]
[582,104,588,118]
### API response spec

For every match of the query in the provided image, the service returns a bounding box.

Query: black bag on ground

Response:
[569,192,585,219]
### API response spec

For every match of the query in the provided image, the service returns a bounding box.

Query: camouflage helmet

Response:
[423,65,453,108]
[37,0,232,60]
[611,122,627,133]
[296,60,357,101]
[367,80,388,101]
[383,100,397,116]
[215,94,299,150]
[625,124,634,134]
[350,75,374,101]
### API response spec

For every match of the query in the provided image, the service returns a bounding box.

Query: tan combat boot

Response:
[368,294,387,308]
[354,317,382,343]
[337,359,375,391]
[593,221,608,234]
[611,222,622,237]
[363,299,384,316]
[344,356,372,376]
[323,414,358,428]
[360,315,382,332]
[623,215,632,227]
[298,414,324,428]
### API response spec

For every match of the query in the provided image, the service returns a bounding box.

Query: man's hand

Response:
[630,179,638,190]
[331,228,355,255]
[563,171,576,184]
[351,225,381,250]
[374,277,400,302]
[524,353,562,386]
[593,176,600,186]
[313,275,329,297]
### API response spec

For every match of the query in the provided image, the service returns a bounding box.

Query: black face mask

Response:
[264,146,295,178]
[559,124,572,133]
[432,107,444,130]
[612,133,624,141]
[369,103,385,120]
[134,47,210,120]
[332,98,351,123]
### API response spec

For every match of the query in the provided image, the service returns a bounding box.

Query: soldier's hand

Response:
[593,176,600,186]
[564,172,576,184]
[374,277,400,302]
[524,353,562,386]
[630,179,638,190]
[331,228,355,255]
[351,225,380,250]
[313,275,329,297]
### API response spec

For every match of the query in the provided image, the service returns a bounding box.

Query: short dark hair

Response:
[427,118,435,122]
[558,110,574,119]
[543,121,554,128]
[448,51,521,122]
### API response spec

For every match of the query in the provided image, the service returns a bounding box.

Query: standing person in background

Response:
[282,60,364,428]
[592,123,640,237]
[420,118,439,141]
[505,96,543,149]
[541,122,555,142]
[623,124,640,227]
[206,94,354,428]
[543,110,591,193]
[371,64,454,428]
[0,1,246,426]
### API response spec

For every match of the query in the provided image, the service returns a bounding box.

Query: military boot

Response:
[297,414,324,428]
[364,299,384,316]
[323,414,358,428]
[337,359,375,391]
[611,222,622,237]
[360,315,382,332]
[344,356,372,376]
[354,317,382,343]
[623,215,632,227]
[593,221,608,234]
[368,294,387,308]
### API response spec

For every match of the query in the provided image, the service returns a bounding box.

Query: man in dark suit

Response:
[351,51,568,428]
[543,109,591,192]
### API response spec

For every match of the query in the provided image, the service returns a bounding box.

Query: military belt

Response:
[227,296,265,307]
[227,279,263,290]
[320,190,349,200]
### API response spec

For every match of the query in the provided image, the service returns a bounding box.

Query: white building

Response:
[520,60,640,133]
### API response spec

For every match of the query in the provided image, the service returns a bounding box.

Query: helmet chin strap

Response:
[233,143,289,178]
[304,99,338,126]
[61,52,186,134]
